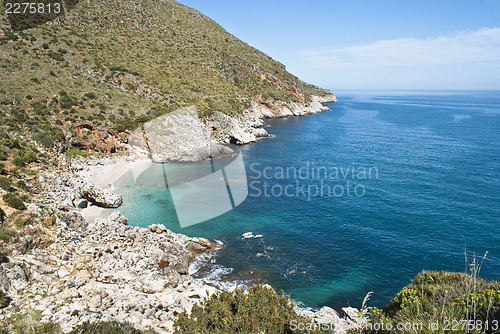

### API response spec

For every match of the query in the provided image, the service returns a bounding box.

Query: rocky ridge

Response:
[1,211,219,333]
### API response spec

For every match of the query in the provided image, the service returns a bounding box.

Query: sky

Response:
[178,0,500,90]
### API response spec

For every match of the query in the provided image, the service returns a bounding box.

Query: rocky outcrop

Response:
[128,106,233,163]
[205,93,336,146]
[248,94,336,118]
[80,183,122,208]
[298,306,368,334]
[0,162,223,333]
[206,111,258,144]
[32,170,122,211]
[128,94,336,162]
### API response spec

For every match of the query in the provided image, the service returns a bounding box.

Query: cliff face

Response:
[129,94,337,162]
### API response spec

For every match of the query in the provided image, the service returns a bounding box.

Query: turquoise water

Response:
[115,91,500,309]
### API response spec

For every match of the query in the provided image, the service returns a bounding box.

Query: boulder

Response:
[81,184,122,208]
[74,198,88,209]
[59,211,88,231]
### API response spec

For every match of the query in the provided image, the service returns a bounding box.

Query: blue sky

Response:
[178,0,500,90]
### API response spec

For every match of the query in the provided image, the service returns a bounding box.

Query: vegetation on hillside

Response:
[0,0,331,155]
[174,285,326,334]
[0,0,332,250]
[366,266,500,333]
[3,2,496,334]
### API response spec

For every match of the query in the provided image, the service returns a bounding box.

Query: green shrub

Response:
[67,148,90,157]
[0,226,14,242]
[4,137,21,149]
[10,310,60,334]
[174,285,308,334]
[4,30,18,41]
[367,271,500,333]
[69,321,147,334]
[48,51,64,61]
[14,218,29,228]
[2,193,26,210]
[0,208,5,223]
[135,115,150,124]
[0,177,12,190]
[23,150,38,164]
[32,128,64,147]
[84,92,97,100]
[59,92,78,109]
[31,101,48,115]
[12,157,24,167]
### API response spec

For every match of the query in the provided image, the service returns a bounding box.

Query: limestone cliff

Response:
[129,94,337,162]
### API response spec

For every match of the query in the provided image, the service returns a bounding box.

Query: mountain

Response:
[1,0,333,155]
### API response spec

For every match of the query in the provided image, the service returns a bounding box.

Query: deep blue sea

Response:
[115,90,500,310]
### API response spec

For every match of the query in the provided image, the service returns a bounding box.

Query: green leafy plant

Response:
[10,310,60,334]
[0,177,12,190]
[0,290,10,308]
[366,267,500,333]
[2,193,26,210]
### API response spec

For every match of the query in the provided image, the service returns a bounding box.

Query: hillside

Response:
[0,1,336,332]
[0,0,332,155]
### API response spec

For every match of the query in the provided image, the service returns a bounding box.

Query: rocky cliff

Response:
[128,94,337,162]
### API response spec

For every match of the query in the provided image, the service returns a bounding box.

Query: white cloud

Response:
[299,27,500,68]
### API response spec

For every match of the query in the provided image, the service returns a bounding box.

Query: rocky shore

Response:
[1,160,221,333]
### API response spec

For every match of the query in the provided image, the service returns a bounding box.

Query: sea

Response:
[113,90,500,310]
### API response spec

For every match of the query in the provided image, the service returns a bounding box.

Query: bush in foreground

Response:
[69,321,156,334]
[10,310,60,334]
[2,193,26,210]
[174,285,313,334]
[367,271,500,333]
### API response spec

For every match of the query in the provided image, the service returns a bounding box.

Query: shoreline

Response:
[75,155,150,222]
[77,95,336,223]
